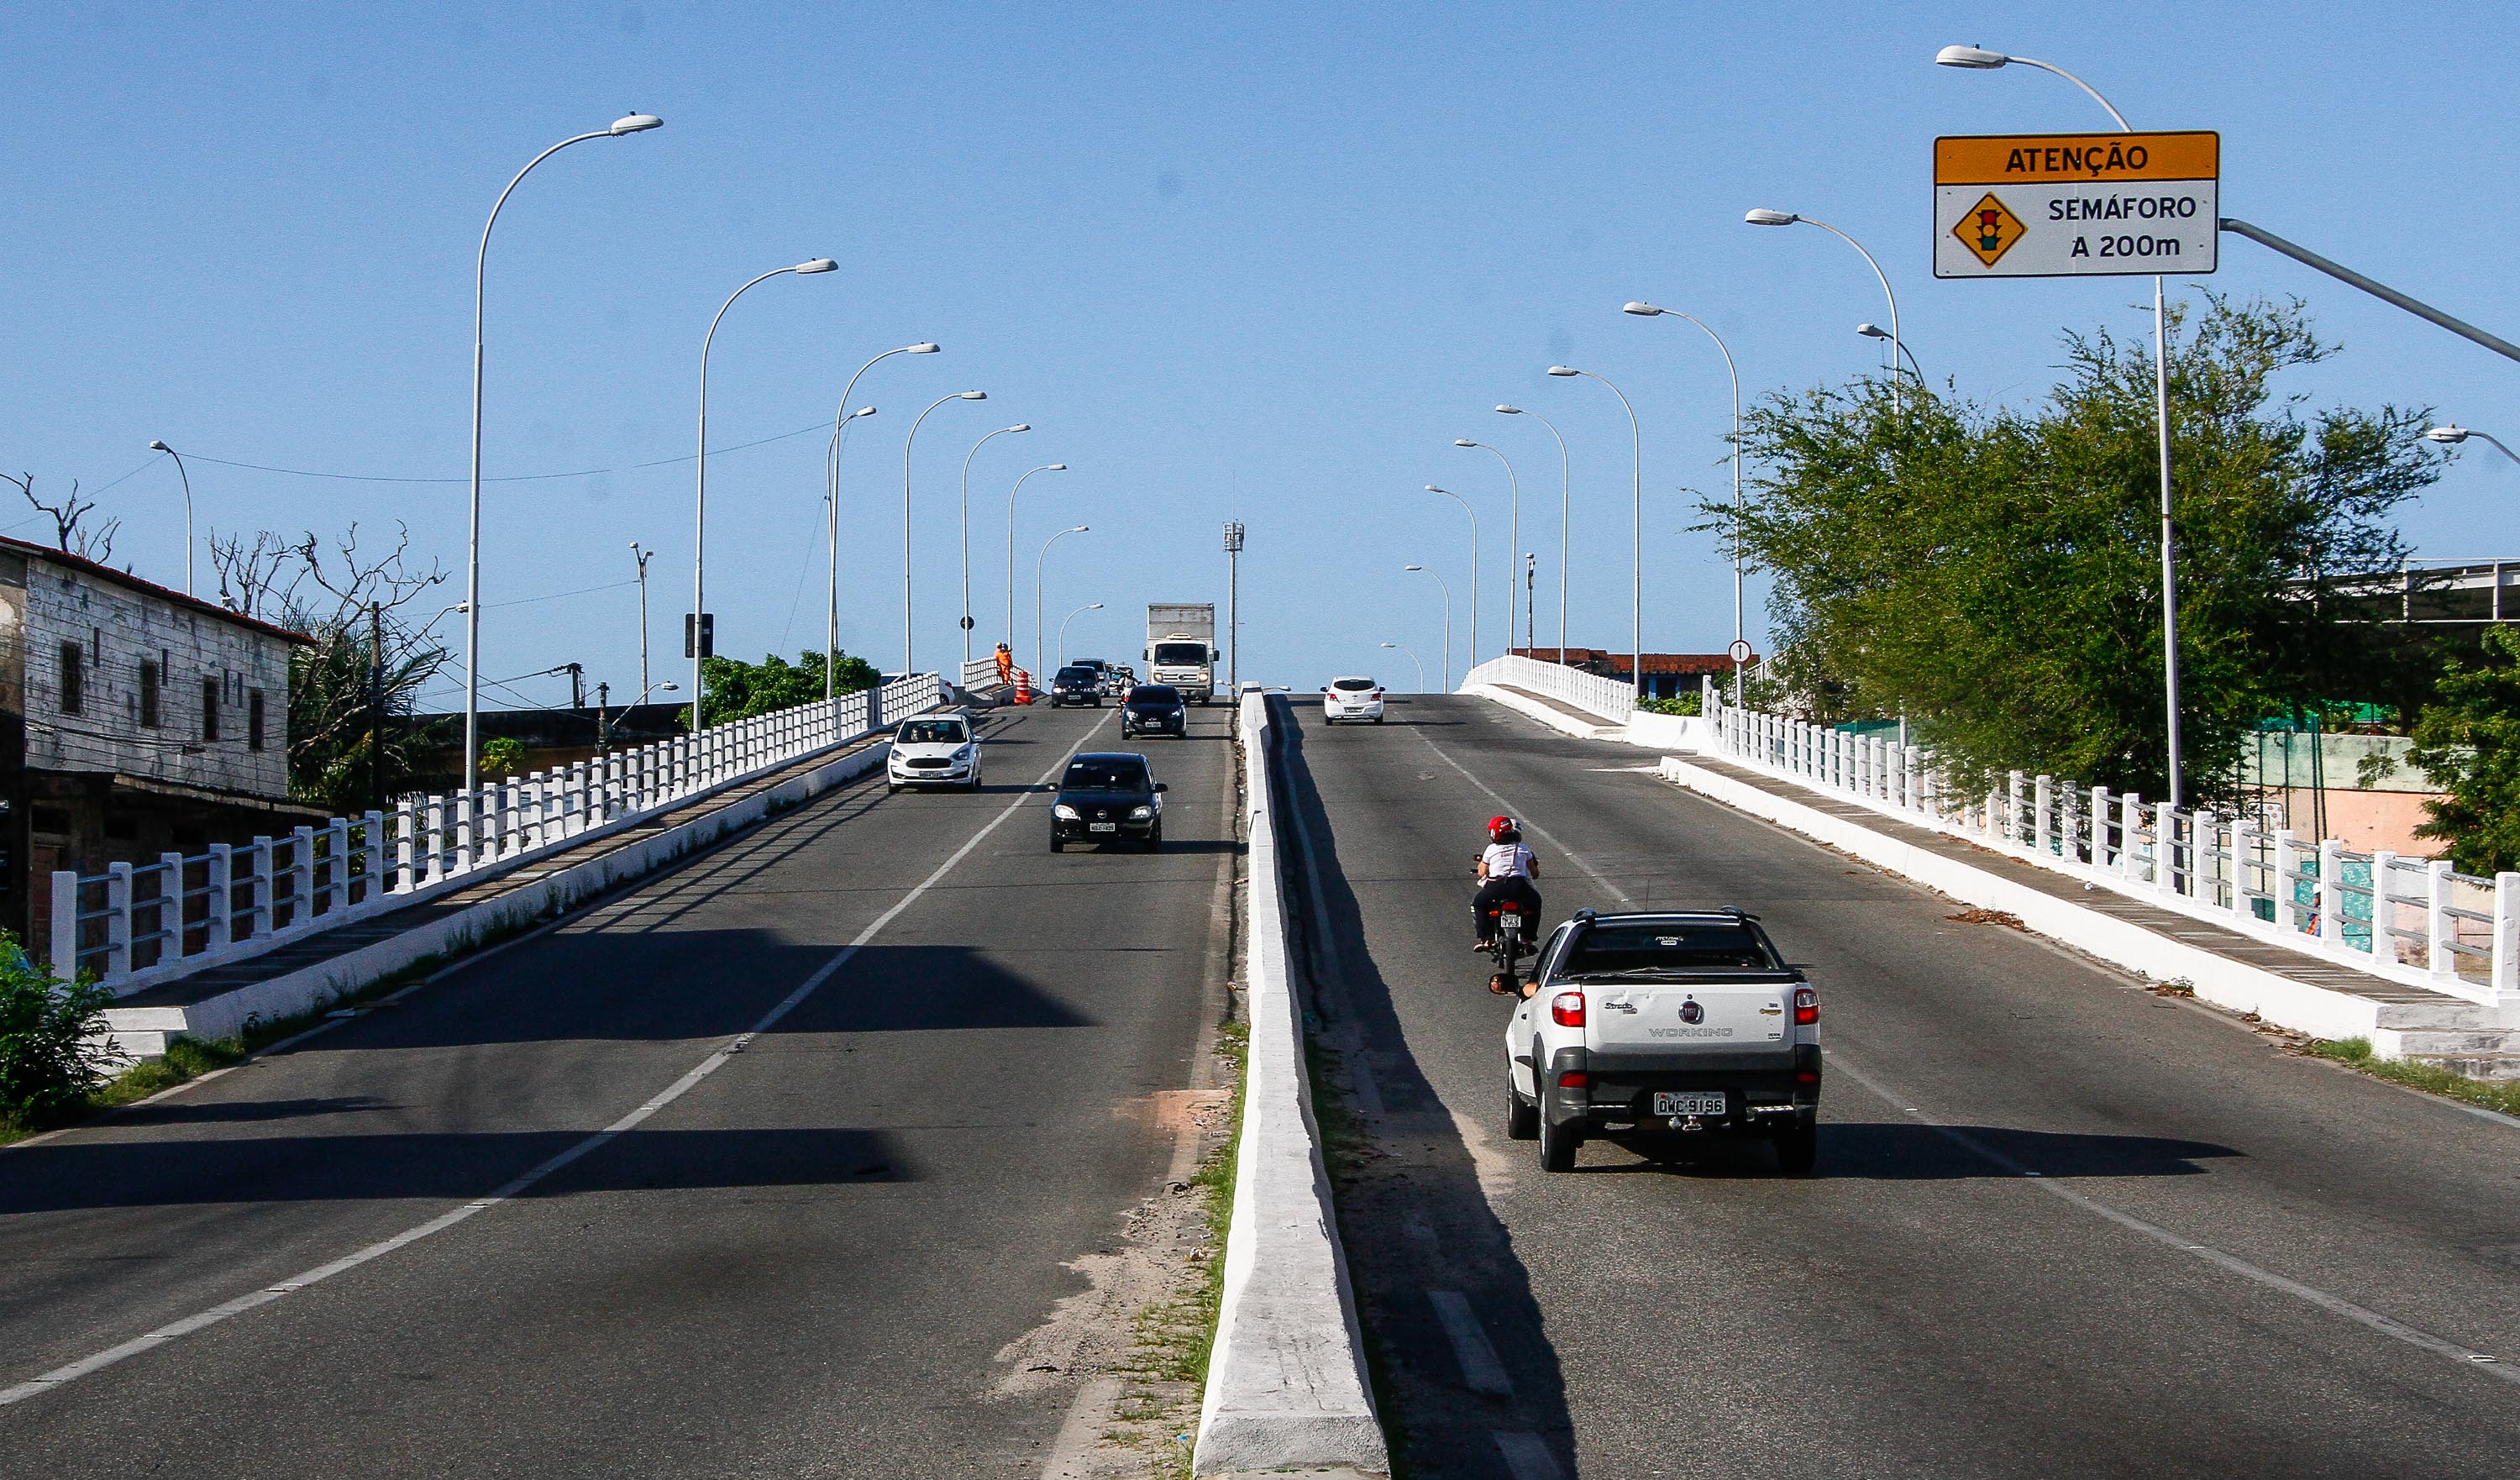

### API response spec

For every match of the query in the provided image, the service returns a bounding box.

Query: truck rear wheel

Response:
[1537,1083,1580,1173]
[1506,1079,1539,1141]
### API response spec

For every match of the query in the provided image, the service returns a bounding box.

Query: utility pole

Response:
[1224,520,1245,694]
[596,680,611,755]
[630,542,653,698]
[368,601,385,812]
[564,662,586,709]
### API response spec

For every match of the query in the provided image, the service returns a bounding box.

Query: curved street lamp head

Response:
[1935,45,2010,68]
[794,258,838,274]
[656,680,680,692]
[1068,524,1089,533]
[1622,302,1665,317]
[1424,484,1448,494]
[1495,404,1522,415]
[1380,642,1396,648]
[1856,323,1893,340]
[905,342,941,354]
[1046,462,1068,470]
[1744,208,1798,227]
[1453,438,1478,448]
[1546,365,1579,377]
[958,391,988,401]
[147,438,171,451]
[1404,564,1425,572]
[2425,426,2470,443]
[1002,424,1031,434]
[1085,602,1105,610]
[849,405,877,420]
[609,113,664,134]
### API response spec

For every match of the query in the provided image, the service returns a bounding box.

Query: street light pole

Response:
[629,541,653,697]
[1379,640,1425,695]
[1496,405,1572,660]
[904,390,988,677]
[1935,44,2183,804]
[1622,302,1746,702]
[823,340,940,698]
[690,258,837,732]
[462,113,661,799]
[1037,525,1089,681]
[1058,602,1104,669]
[1424,485,1479,670]
[1743,210,1903,414]
[960,423,1031,664]
[1455,439,1520,656]
[1857,323,1925,385]
[1404,564,1452,691]
[1006,463,1068,661]
[822,405,877,697]
[144,441,195,596]
[1548,366,1645,698]
[2426,425,2520,467]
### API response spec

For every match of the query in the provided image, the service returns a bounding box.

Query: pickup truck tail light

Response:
[1556,1070,1588,1090]
[1550,991,1584,1027]
[1793,986,1819,1025]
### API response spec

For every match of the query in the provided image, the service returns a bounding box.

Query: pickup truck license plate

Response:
[1089,822,1118,833]
[1652,1092,1727,1116]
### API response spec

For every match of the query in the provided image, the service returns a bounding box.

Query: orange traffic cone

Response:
[1012,668,1034,705]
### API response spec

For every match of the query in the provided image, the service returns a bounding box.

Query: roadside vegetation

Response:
[2402,626,2520,872]
[1717,295,2444,805]
[686,648,883,727]
[2308,1037,2520,1118]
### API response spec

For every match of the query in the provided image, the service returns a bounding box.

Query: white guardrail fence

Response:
[1460,652,1637,722]
[956,656,1005,691]
[51,673,944,993]
[1705,698,2520,1014]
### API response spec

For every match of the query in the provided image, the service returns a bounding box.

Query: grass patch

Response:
[2309,1037,2520,1117]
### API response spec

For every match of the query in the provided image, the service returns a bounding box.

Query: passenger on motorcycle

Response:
[1472,815,1543,952]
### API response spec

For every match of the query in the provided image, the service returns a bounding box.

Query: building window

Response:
[202,677,220,741]
[59,643,82,715]
[139,659,160,728]
[249,690,266,752]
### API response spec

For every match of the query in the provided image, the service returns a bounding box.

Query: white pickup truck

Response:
[1504,908,1819,1173]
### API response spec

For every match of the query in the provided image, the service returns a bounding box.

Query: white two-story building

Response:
[0,535,318,953]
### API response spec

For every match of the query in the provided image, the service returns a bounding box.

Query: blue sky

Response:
[6,1,2517,703]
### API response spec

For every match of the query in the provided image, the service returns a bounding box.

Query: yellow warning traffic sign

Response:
[1953,193,2025,268]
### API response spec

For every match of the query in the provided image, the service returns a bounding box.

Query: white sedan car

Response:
[1321,676,1385,725]
[887,712,983,792]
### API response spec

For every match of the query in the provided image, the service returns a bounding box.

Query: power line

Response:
[176,420,833,485]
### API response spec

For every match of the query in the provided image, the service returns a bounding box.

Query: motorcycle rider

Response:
[1472,815,1543,952]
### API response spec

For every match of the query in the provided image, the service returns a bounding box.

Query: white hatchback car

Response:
[887,712,983,791]
[1321,676,1385,725]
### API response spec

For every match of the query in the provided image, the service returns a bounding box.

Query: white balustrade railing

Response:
[1461,653,1635,722]
[1704,695,2520,1011]
[53,673,943,992]
[958,656,1005,690]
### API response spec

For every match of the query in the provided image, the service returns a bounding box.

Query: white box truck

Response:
[1145,604,1217,704]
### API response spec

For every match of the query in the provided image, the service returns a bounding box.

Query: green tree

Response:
[0,933,116,1131]
[479,736,528,779]
[2406,626,2520,873]
[1721,296,2438,800]
[690,648,881,727]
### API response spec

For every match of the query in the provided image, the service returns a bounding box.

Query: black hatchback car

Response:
[1121,685,1188,738]
[1049,665,1101,706]
[1051,752,1166,851]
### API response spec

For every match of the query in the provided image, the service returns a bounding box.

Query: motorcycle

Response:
[1485,895,1534,996]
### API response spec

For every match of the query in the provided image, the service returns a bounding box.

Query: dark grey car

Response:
[1120,684,1188,737]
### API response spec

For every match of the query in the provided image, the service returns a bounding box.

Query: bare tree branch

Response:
[5,472,116,563]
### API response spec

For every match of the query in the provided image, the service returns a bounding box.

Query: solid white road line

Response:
[1429,1288,1514,1396]
[1824,1044,2520,1389]
[1491,1429,1566,1480]
[0,713,1114,1410]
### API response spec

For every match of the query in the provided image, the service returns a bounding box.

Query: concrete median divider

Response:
[1192,694,1390,1477]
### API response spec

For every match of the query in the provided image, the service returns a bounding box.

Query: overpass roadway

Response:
[1278,693,2520,1479]
[0,701,1235,1479]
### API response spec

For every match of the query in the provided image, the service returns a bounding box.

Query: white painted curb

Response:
[108,740,895,1047]
[1656,755,2428,1042]
[1193,695,1390,1477]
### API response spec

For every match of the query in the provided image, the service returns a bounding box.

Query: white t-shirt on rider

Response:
[1483,842,1536,880]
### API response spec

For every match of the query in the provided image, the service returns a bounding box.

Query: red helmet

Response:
[1487,815,1515,841]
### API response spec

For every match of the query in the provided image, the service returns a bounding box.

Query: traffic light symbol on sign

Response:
[1953,192,2025,268]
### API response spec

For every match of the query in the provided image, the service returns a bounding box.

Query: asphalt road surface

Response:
[0,700,1235,1479]
[1277,693,2520,1480]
